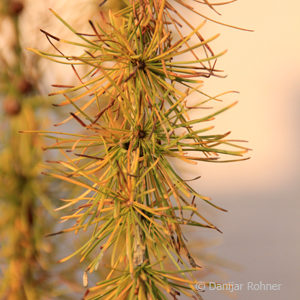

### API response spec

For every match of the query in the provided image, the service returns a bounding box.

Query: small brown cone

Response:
[17,78,33,95]
[8,1,24,16]
[3,96,21,116]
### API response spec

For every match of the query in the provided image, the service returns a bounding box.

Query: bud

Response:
[17,78,33,94]
[8,1,24,16]
[3,96,21,116]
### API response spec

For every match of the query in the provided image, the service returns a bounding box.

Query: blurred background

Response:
[177,1,300,299]
[0,0,299,299]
